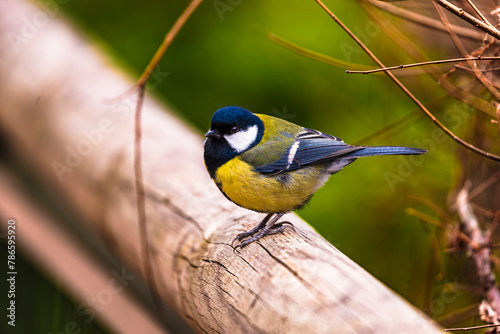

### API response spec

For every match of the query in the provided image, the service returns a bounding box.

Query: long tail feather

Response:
[346,146,426,158]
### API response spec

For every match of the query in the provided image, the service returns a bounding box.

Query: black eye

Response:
[230,126,239,134]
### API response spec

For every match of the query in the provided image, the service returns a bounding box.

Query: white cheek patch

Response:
[224,125,258,153]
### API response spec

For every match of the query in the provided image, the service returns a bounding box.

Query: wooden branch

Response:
[432,0,500,40]
[456,183,500,324]
[365,0,484,41]
[346,56,500,74]
[315,0,500,162]
[0,0,443,332]
[0,167,170,334]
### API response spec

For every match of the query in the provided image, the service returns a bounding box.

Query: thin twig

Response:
[346,56,500,74]
[464,0,496,30]
[133,0,203,308]
[445,323,500,331]
[406,206,473,248]
[468,170,500,202]
[357,0,497,118]
[432,0,500,40]
[405,207,446,228]
[432,2,500,102]
[268,33,377,72]
[352,110,421,145]
[269,32,425,77]
[352,96,452,146]
[450,170,500,211]
[456,182,500,325]
[409,195,454,226]
[133,87,164,308]
[488,211,500,243]
[114,0,204,100]
[365,0,483,41]
[497,103,500,138]
[455,65,500,73]
[314,0,500,161]
[137,0,203,88]
[437,303,481,327]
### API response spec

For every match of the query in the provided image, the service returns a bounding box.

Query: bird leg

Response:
[232,213,272,244]
[264,221,294,235]
[233,213,294,249]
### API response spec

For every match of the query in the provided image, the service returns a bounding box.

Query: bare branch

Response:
[365,0,483,40]
[136,0,203,88]
[432,2,500,102]
[432,0,500,40]
[445,322,500,331]
[133,0,204,310]
[357,0,497,117]
[314,0,500,162]
[455,183,500,328]
[346,56,500,74]
[464,0,496,30]
[0,1,445,332]
[497,103,500,137]
[268,33,378,72]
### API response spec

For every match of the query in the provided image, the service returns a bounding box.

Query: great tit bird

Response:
[204,106,426,248]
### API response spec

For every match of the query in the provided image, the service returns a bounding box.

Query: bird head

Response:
[204,106,264,176]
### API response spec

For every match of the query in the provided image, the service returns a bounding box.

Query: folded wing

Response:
[255,128,361,174]
[255,128,426,175]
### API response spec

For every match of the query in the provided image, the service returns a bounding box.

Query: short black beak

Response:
[205,129,222,139]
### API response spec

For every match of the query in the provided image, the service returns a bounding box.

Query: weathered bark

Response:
[0,167,170,334]
[0,0,443,333]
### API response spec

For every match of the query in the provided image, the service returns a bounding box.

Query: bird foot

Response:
[232,218,294,250]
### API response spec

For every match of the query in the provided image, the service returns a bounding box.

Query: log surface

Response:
[0,0,443,333]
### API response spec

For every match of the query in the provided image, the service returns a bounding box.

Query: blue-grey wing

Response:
[255,128,363,174]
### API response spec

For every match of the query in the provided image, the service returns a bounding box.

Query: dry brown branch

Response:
[432,2,500,102]
[438,303,480,327]
[268,33,427,77]
[497,103,500,136]
[464,0,495,28]
[432,0,500,40]
[445,322,500,331]
[118,0,204,95]
[358,0,498,118]
[366,0,484,40]
[0,167,170,334]
[455,183,500,329]
[133,0,203,310]
[315,0,500,162]
[0,0,444,333]
[346,56,500,74]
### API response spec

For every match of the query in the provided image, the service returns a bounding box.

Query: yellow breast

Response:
[215,157,328,213]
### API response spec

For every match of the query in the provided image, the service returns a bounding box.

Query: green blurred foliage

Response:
[49,0,464,322]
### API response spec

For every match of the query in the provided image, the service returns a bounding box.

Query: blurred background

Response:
[1,0,499,333]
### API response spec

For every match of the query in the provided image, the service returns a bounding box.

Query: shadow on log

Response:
[0,0,443,333]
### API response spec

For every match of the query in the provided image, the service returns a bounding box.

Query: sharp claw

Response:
[232,243,241,252]
[231,236,242,247]
[231,231,250,247]
[239,240,252,249]
[231,214,294,249]
[231,236,252,250]
[273,221,295,230]
[232,235,256,250]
